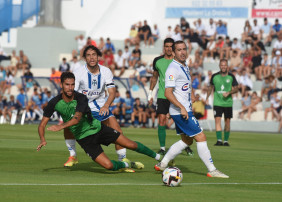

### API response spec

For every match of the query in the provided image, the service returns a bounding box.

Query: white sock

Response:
[162,140,188,166]
[116,148,126,161]
[155,153,161,161]
[197,141,216,172]
[123,162,129,168]
[160,146,165,151]
[65,139,77,157]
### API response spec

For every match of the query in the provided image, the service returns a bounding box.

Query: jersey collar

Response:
[172,59,187,68]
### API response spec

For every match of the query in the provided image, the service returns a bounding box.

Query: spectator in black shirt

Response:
[251,49,262,80]
[59,58,70,72]
[180,17,190,40]
[139,20,152,47]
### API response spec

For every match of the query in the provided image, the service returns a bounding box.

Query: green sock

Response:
[135,141,157,158]
[110,160,126,171]
[216,131,222,141]
[224,131,230,142]
[158,125,166,147]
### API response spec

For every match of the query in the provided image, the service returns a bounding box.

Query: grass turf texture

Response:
[0,124,281,202]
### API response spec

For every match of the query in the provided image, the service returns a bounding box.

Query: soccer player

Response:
[37,72,162,172]
[148,38,193,155]
[154,41,229,178]
[62,45,143,171]
[206,59,238,146]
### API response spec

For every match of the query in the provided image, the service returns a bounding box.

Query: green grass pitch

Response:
[0,124,282,202]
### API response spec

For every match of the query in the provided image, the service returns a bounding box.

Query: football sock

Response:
[110,160,126,171]
[160,146,165,151]
[134,141,157,159]
[158,125,166,147]
[216,131,222,141]
[116,148,126,161]
[224,131,230,142]
[162,140,187,166]
[196,141,216,172]
[65,139,76,157]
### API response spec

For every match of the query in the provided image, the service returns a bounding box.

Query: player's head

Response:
[219,59,228,74]
[83,45,102,68]
[172,40,188,64]
[60,72,75,98]
[163,38,174,57]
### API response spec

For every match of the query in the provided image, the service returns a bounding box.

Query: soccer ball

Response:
[162,167,183,187]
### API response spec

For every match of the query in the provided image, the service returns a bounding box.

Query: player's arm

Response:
[148,70,159,103]
[47,112,83,132]
[37,116,50,151]
[223,85,239,98]
[206,84,214,103]
[100,87,116,116]
[165,87,188,120]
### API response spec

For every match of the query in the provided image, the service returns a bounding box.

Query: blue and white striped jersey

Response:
[165,59,192,115]
[74,64,115,112]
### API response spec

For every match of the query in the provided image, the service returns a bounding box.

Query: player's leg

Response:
[102,116,127,161]
[214,106,223,146]
[156,99,169,154]
[63,128,78,167]
[223,107,232,146]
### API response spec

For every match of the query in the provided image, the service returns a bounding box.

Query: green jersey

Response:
[153,55,173,99]
[43,92,101,140]
[210,72,238,107]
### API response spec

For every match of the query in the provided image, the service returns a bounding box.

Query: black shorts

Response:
[76,124,120,161]
[156,98,170,115]
[213,106,233,119]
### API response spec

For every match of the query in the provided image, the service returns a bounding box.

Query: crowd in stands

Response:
[0,16,282,132]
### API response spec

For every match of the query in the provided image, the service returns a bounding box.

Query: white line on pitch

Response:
[0,183,282,186]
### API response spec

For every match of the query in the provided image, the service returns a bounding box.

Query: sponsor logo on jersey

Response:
[221,84,224,91]
[92,79,98,86]
[226,79,230,83]
[82,90,100,96]
[182,83,189,91]
[168,75,174,81]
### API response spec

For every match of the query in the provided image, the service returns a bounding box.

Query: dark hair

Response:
[172,40,186,52]
[60,72,75,83]
[83,45,102,58]
[219,58,228,65]
[164,37,174,46]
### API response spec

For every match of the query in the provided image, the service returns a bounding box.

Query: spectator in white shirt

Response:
[193,18,205,36]
[115,49,127,77]
[70,56,82,73]
[205,18,216,40]
[239,68,253,96]
[252,19,261,40]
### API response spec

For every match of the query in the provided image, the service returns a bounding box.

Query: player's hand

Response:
[148,90,153,104]
[47,125,63,132]
[99,106,109,116]
[37,140,47,151]
[180,107,188,120]
[222,92,229,98]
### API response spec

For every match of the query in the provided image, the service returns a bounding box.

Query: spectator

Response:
[191,73,200,89]
[59,58,70,72]
[110,90,125,124]
[3,70,15,95]
[130,97,146,128]
[246,91,262,120]
[103,49,115,74]
[180,17,190,39]
[8,50,19,75]
[50,67,62,85]
[251,36,265,54]
[261,53,272,78]
[192,93,205,119]
[216,19,228,38]
[238,91,251,119]
[220,36,232,59]
[75,34,86,55]
[231,69,241,100]
[191,61,204,82]
[129,43,141,68]
[145,102,157,128]
[139,20,152,47]
[271,50,282,79]
[231,38,243,54]
[0,44,11,63]
[229,50,241,71]
[86,36,97,47]
[203,70,213,88]
[193,18,205,36]
[211,36,224,61]
[270,18,281,39]
[114,49,127,77]
[104,38,116,54]
[241,50,252,72]
[205,18,217,40]
[202,38,215,62]
[4,95,19,121]
[260,18,272,45]
[97,37,105,52]
[122,46,131,67]
[273,33,282,57]
[264,90,281,121]
[261,75,277,101]
[238,68,253,96]
[122,91,134,123]
[187,29,202,55]
[200,86,213,108]
[70,56,82,73]
[16,88,28,110]
[17,50,31,75]
[165,26,173,38]
[192,52,203,69]
[148,24,160,48]
[30,88,43,121]
[172,25,182,41]
[241,20,252,42]
[0,66,6,94]
[251,19,261,40]
[124,25,138,47]
[251,49,263,80]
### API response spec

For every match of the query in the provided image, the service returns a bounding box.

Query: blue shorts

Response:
[171,112,203,137]
[91,111,114,122]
